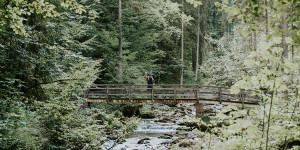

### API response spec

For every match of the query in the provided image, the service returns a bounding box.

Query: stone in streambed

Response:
[178,140,196,148]
[140,111,156,118]
[177,126,192,131]
[204,107,214,113]
[121,104,143,117]
[158,134,173,139]
[107,135,118,140]
[178,120,208,132]
[137,138,150,144]
[154,116,171,123]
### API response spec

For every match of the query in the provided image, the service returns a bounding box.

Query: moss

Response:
[179,140,195,148]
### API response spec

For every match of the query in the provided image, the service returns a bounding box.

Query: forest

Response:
[0,0,299,149]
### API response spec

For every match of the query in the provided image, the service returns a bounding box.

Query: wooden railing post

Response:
[218,87,222,104]
[106,86,109,102]
[240,89,245,109]
[195,85,199,102]
[151,86,154,102]
[129,85,131,102]
[173,86,176,103]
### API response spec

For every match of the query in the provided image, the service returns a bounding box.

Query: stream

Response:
[101,103,225,150]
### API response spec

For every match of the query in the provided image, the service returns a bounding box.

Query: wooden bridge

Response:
[85,84,260,107]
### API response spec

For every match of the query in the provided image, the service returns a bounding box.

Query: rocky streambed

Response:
[101,103,227,150]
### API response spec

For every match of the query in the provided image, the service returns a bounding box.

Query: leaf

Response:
[216,113,227,120]
[272,36,282,44]
[244,59,255,67]
[285,37,292,44]
[241,28,250,37]
[230,85,240,94]
[20,122,27,125]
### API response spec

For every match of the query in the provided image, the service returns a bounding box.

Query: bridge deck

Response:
[85,84,260,107]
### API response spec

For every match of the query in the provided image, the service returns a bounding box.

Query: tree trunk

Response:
[265,0,268,40]
[195,7,200,82]
[281,12,288,63]
[213,5,216,28]
[254,31,257,60]
[118,0,123,82]
[180,0,184,86]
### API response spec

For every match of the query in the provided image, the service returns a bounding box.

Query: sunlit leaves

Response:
[1,0,85,36]
[244,59,255,68]
[185,0,202,7]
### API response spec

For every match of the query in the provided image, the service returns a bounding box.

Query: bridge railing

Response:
[86,84,260,106]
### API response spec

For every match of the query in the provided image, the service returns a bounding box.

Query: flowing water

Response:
[101,118,181,150]
[101,103,225,150]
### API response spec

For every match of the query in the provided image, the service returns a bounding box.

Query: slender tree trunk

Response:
[281,12,288,63]
[213,5,216,28]
[261,1,268,141]
[266,82,276,150]
[265,0,268,40]
[180,0,184,86]
[253,31,258,62]
[118,0,123,82]
[291,5,294,61]
[195,7,200,82]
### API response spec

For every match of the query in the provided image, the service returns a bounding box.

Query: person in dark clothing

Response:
[145,71,155,91]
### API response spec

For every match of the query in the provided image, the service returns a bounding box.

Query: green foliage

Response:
[0,0,85,36]
[0,97,47,150]
[201,25,251,86]
[199,0,300,149]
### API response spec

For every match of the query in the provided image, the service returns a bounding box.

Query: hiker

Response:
[145,71,155,92]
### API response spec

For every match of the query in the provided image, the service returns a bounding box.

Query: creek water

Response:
[101,118,181,150]
[101,103,225,150]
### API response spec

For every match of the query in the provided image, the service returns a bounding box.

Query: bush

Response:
[0,98,47,150]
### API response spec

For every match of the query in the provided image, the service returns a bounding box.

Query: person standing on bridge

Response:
[145,71,155,92]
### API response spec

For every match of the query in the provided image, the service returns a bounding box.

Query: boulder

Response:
[121,104,143,117]
[179,140,196,148]
[154,116,171,123]
[137,138,150,144]
[158,134,173,139]
[140,111,156,119]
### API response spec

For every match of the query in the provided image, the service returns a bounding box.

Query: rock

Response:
[158,134,173,139]
[121,104,143,117]
[137,138,150,144]
[107,135,118,140]
[164,102,177,107]
[154,116,171,123]
[204,107,214,113]
[179,140,195,148]
[177,126,192,131]
[179,121,198,128]
[140,112,156,118]
[171,139,180,144]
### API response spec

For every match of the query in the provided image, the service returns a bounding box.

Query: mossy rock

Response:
[196,115,211,123]
[163,102,177,107]
[140,111,156,118]
[158,134,173,139]
[177,126,192,131]
[179,140,195,148]
[121,103,143,117]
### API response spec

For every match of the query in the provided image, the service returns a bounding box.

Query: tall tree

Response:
[180,0,184,86]
[281,12,288,63]
[118,0,123,82]
[195,7,200,82]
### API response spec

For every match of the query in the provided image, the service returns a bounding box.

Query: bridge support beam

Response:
[195,102,204,116]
